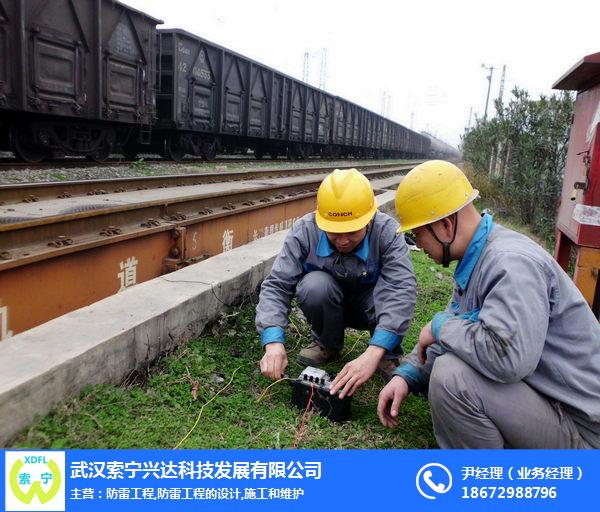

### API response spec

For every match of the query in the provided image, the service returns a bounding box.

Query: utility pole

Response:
[482,63,495,120]
[498,64,507,105]
[303,51,310,83]
[466,106,473,131]
[318,48,328,90]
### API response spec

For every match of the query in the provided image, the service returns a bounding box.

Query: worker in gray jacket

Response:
[378,160,600,448]
[256,168,416,398]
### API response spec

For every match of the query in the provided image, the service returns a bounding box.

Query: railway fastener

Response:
[87,189,108,195]
[57,192,72,198]
[48,236,74,248]
[166,212,187,221]
[198,208,213,215]
[99,226,122,236]
[141,218,161,228]
[0,251,11,260]
[222,203,236,210]
[22,195,39,203]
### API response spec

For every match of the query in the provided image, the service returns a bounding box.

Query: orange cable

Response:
[292,383,315,448]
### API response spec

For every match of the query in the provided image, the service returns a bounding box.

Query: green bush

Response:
[461,88,573,246]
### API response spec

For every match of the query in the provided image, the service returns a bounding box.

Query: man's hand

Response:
[377,375,410,428]
[329,345,385,398]
[260,343,288,380]
[417,320,436,364]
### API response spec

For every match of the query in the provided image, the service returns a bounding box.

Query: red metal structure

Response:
[553,52,600,318]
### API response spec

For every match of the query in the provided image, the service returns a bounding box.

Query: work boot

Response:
[297,341,340,366]
[377,358,400,382]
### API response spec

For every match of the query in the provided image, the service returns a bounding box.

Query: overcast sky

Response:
[122,0,600,147]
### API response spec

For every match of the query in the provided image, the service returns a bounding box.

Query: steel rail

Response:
[0,156,285,171]
[0,157,419,173]
[0,170,408,340]
[0,162,418,205]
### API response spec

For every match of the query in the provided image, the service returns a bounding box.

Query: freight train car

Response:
[422,132,461,160]
[0,0,161,162]
[0,1,452,163]
[145,29,431,161]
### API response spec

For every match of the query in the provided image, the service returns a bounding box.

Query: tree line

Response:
[461,88,573,244]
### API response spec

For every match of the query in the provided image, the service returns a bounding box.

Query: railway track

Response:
[0,162,413,340]
[0,161,419,205]
[0,156,271,171]
[0,156,406,172]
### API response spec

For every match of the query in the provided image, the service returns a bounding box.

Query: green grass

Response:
[12,250,455,450]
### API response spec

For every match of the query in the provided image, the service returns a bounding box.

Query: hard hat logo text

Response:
[328,212,353,217]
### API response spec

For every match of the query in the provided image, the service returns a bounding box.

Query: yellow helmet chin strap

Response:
[426,213,459,268]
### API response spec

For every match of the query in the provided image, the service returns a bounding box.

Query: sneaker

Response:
[377,358,400,382]
[297,341,340,366]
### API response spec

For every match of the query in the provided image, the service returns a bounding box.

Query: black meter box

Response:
[290,366,352,422]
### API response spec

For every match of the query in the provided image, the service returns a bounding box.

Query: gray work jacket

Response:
[255,211,417,351]
[396,220,600,445]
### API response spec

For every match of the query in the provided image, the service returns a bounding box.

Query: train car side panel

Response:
[0,0,16,114]
[222,51,248,136]
[23,0,94,119]
[269,72,287,140]
[248,63,269,138]
[317,92,332,145]
[305,87,317,143]
[289,80,304,142]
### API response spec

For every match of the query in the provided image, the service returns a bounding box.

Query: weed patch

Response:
[12,250,455,449]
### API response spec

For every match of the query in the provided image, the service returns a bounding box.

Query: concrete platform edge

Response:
[0,193,395,446]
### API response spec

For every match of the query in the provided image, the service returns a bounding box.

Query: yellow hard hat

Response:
[395,160,479,232]
[315,168,377,233]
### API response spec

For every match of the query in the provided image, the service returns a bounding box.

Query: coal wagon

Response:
[0,0,161,162]
[149,28,430,161]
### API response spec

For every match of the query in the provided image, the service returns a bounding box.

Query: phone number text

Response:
[462,486,557,499]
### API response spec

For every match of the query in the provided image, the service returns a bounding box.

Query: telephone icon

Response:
[423,470,446,493]
[416,463,452,500]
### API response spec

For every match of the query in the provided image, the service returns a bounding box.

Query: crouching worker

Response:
[256,168,416,398]
[378,160,600,448]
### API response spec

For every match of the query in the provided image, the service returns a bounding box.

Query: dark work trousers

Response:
[429,354,597,448]
[295,270,402,359]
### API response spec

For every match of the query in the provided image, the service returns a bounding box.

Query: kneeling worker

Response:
[256,168,416,398]
[379,160,600,448]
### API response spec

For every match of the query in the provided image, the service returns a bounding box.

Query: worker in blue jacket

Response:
[379,160,600,448]
[256,168,416,398]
